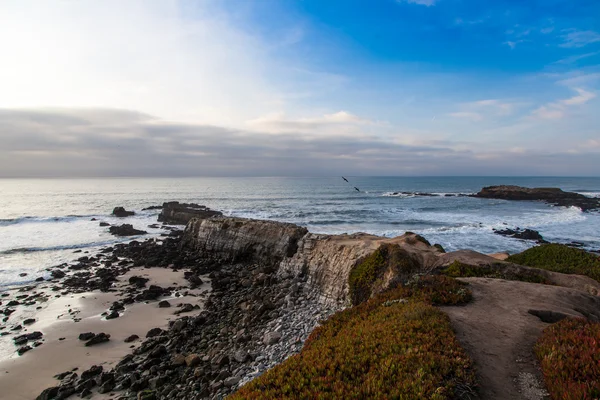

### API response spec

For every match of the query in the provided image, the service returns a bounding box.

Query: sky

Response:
[0,0,599,177]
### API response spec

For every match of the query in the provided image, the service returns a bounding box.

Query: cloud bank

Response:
[1,108,598,177]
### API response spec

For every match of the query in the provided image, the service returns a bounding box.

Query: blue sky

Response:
[0,0,599,176]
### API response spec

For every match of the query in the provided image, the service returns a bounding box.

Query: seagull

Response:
[342,176,349,182]
[354,187,360,192]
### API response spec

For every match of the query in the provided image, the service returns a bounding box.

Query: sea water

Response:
[1,177,599,288]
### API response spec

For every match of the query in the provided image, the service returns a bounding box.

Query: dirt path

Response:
[442,277,600,400]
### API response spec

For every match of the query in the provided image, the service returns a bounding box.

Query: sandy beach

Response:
[0,267,210,399]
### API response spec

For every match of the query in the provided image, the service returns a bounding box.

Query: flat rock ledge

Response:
[473,185,600,211]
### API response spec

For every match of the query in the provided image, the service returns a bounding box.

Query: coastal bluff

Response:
[182,215,600,306]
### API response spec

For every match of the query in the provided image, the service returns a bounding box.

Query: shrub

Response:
[229,287,476,400]
[348,244,420,305]
[442,261,550,284]
[401,274,473,306]
[507,244,600,282]
[535,318,600,400]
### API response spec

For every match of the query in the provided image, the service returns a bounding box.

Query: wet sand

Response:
[0,267,210,399]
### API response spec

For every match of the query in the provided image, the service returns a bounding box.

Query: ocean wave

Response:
[0,238,135,256]
[0,214,100,226]
[381,191,473,198]
[576,192,600,198]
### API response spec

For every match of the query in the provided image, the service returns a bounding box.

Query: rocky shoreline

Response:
[1,195,600,399]
[1,203,338,400]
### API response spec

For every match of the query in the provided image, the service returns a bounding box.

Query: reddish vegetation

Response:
[229,277,475,399]
[535,318,600,400]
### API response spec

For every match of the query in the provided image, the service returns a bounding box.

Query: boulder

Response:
[124,334,139,343]
[84,332,110,346]
[112,207,135,217]
[263,331,282,345]
[109,224,147,237]
[185,354,201,367]
[494,228,547,243]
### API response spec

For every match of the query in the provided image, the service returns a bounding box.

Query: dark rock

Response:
[128,276,149,288]
[109,224,147,237]
[174,303,193,315]
[137,390,156,400]
[14,331,43,345]
[105,310,120,320]
[185,354,201,367]
[124,334,139,343]
[158,202,223,225]
[36,387,60,400]
[85,332,110,346]
[146,328,164,338]
[35,277,45,282]
[79,332,95,341]
[50,270,66,279]
[137,285,165,301]
[23,318,36,325]
[158,300,171,308]
[494,228,547,243]
[112,207,135,217]
[474,185,600,211]
[98,380,115,394]
[17,345,32,355]
[80,365,103,381]
[99,222,110,227]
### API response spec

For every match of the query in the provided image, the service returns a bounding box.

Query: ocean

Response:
[1,177,599,288]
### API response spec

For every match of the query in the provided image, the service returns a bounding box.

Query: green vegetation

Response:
[442,260,551,284]
[348,244,420,305]
[535,318,600,400]
[434,243,446,253]
[229,279,476,400]
[507,244,600,282]
[402,274,473,306]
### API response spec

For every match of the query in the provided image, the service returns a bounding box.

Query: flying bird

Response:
[342,176,349,182]
[354,187,360,192]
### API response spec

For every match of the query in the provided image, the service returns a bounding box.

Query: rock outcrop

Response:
[182,216,442,306]
[473,185,600,211]
[109,224,147,237]
[493,228,547,243]
[112,207,135,217]
[278,232,441,306]
[182,215,600,307]
[182,217,308,267]
[158,202,223,225]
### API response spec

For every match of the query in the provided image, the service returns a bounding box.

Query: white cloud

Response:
[531,106,565,120]
[560,30,600,48]
[246,111,375,135]
[561,88,596,105]
[554,51,600,65]
[448,99,518,122]
[530,88,595,119]
[0,1,327,128]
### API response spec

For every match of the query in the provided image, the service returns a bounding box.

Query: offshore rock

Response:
[157,202,223,225]
[112,207,135,217]
[109,224,147,237]
[474,185,600,211]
